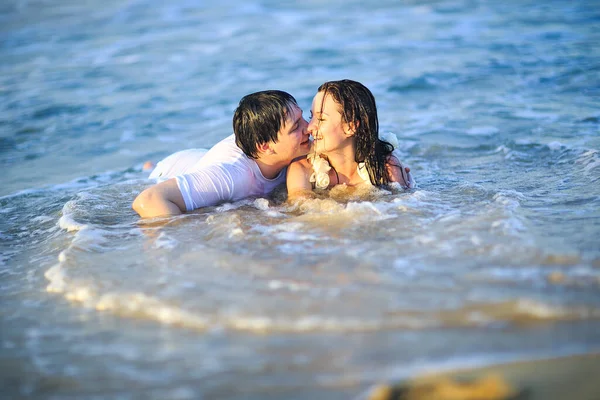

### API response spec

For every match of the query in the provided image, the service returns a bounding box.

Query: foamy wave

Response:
[153,232,179,250]
[393,190,447,215]
[390,299,600,328]
[546,141,564,151]
[475,298,600,323]
[45,253,600,332]
[490,217,527,235]
[214,198,256,212]
[497,140,599,181]
[269,223,321,242]
[44,261,70,294]
[489,190,528,236]
[253,198,270,211]
[94,293,210,328]
[345,201,388,216]
[479,260,599,288]
[466,126,499,136]
[575,149,600,177]
[380,131,399,148]
[44,267,211,330]
[493,190,525,209]
[58,200,89,232]
[43,263,428,332]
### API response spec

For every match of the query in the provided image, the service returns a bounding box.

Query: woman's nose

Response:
[307,118,317,133]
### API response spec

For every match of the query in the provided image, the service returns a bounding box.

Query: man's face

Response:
[270,104,311,163]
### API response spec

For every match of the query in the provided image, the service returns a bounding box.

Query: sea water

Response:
[1,0,599,398]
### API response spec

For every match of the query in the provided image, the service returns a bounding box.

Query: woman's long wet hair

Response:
[317,79,394,185]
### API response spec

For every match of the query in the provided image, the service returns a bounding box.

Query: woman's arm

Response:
[286,158,315,201]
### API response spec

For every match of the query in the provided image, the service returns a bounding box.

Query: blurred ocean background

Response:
[1,0,599,398]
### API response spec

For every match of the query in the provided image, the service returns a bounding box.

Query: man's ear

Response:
[344,121,359,137]
[257,142,275,155]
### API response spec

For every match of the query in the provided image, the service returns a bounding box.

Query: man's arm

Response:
[132,178,186,218]
[386,155,415,189]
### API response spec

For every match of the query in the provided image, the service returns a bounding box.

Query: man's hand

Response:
[132,178,186,218]
[387,156,416,189]
[402,166,416,189]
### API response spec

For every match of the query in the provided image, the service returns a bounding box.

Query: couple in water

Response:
[133,80,415,218]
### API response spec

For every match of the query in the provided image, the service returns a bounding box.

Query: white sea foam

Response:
[253,198,270,210]
[229,227,244,238]
[493,145,510,155]
[514,138,535,145]
[345,201,385,216]
[575,149,600,176]
[44,262,68,294]
[2,3,596,396]
[59,204,88,232]
[547,141,564,151]
[252,221,319,242]
[488,194,525,244]
[153,232,179,250]
[493,191,524,209]
[466,126,499,136]
[435,210,462,223]
[42,204,600,335]
[44,264,437,333]
[392,189,432,206]
[213,198,256,212]
[268,279,311,292]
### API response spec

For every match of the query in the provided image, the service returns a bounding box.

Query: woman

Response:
[286,79,414,199]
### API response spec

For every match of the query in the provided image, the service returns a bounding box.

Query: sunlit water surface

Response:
[1,0,599,398]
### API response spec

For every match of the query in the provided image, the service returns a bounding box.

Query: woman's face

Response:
[308,91,353,154]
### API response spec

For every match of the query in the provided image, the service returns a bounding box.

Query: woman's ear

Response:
[344,121,359,137]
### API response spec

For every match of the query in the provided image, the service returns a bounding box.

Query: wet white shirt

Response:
[149,135,285,211]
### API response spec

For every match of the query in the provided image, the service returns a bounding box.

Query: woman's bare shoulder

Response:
[286,156,314,195]
[287,156,312,176]
[290,156,312,168]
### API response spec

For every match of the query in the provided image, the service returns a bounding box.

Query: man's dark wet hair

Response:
[233,90,298,159]
[317,79,394,185]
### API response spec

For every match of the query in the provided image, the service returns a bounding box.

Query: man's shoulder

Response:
[200,135,251,166]
[211,134,242,153]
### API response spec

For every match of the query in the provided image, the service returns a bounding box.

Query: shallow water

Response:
[1,0,599,398]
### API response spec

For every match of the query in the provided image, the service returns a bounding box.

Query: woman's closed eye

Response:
[310,111,324,122]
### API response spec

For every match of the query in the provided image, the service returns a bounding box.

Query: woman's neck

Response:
[323,142,361,185]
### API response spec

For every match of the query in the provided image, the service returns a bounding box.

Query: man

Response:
[132,90,311,218]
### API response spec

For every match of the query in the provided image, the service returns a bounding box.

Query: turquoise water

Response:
[1,0,599,398]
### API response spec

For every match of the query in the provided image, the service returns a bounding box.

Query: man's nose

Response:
[301,118,309,132]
